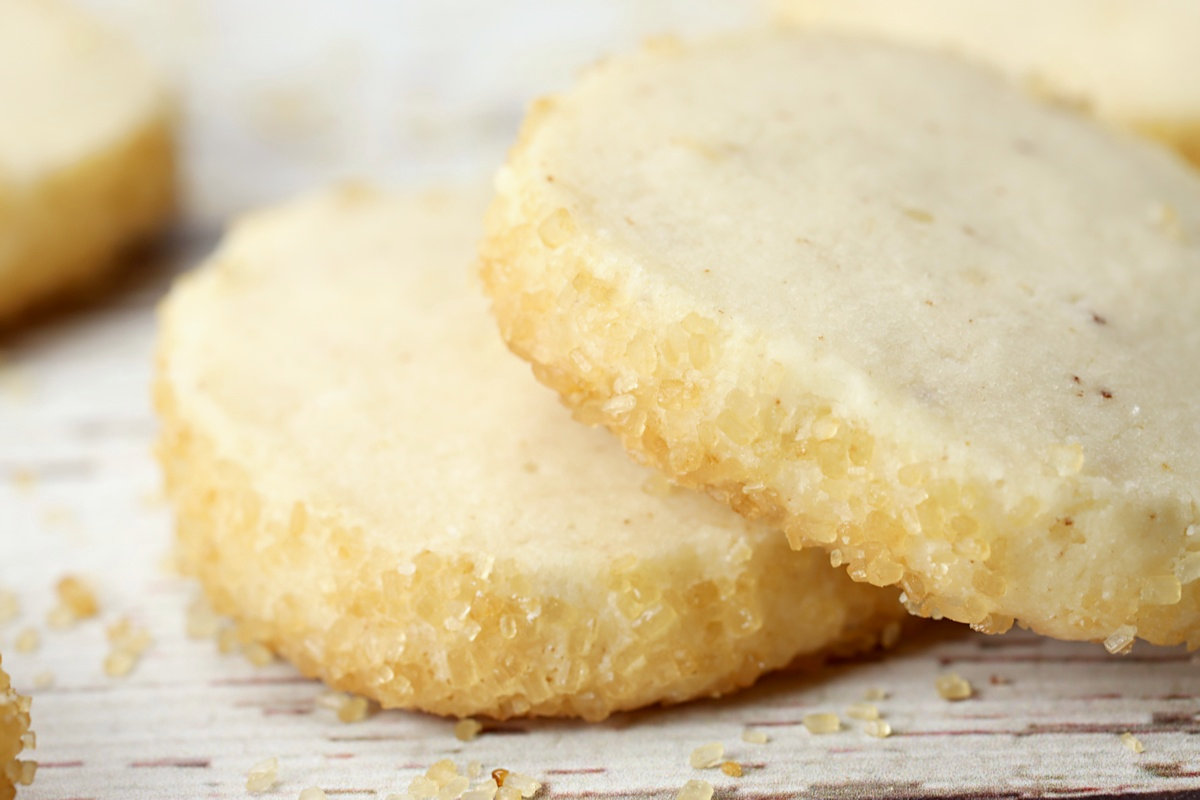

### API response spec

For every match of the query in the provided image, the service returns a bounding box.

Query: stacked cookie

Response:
[157,27,1200,721]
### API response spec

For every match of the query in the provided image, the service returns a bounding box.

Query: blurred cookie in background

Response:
[773,0,1200,165]
[0,0,175,327]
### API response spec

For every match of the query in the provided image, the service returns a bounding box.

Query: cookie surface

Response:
[0,0,175,324]
[155,185,901,720]
[479,32,1200,648]
[774,0,1200,164]
[0,656,34,800]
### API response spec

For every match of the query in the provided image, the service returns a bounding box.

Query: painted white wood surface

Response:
[2,2,1199,798]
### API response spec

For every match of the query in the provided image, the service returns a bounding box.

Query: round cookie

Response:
[0,0,175,324]
[0,656,34,800]
[154,185,902,720]
[479,32,1200,649]
[773,0,1200,165]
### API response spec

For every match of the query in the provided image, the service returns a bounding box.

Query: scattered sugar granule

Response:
[846,702,880,721]
[408,775,439,798]
[16,760,36,786]
[46,605,74,630]
[246,757,279,793]
[454,717,483,741]
[104,618,153,678]
[503,772,541,798]
[14,627,40,653]
[438,775,469,799]
[880,621,902,649]
[675,779,714,800]
[462,779,498,800]
[935,672,974,701]
[689,741,724,769]
[1104,626,1137,655]
[720,760,743,777]
[803,712,841,734]
[426,759,459,787]
[299,788,327,800]
[1121,732,1145,754]
[103,650,137,678]
[185,597,221,639]
[107,618,152,654]
[319,690,371,723]
[33,671,54,690]
[337,693,370,723]
[863,687,888,701]
[495,787,521,800]
[51,575,99,626]
[864,720,893,738]
[467,761,483,779]
[741,728,769,744]
[0,589,18,624]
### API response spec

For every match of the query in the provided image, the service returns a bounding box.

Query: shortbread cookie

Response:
[155,185,901,720]
[0,0,175,324]
[479,32,1200,649]
[0,656,34,800]
[774,0,1200,165]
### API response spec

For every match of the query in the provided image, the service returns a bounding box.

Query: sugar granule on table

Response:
[246,756,279,793]
[936,672,973,701]
[689,741,723,768]
[803,712,840,733]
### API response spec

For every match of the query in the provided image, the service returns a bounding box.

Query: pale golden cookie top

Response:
[496,31,1200,500]
[160,186,773,575]
[0,0,166,181]
[485,31,1200,643]
[775,0,1200,125]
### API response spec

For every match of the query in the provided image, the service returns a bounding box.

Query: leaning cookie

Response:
[0,656,34,800]
[0,0,175,325]
[773,0,1200,165]
[155,185,902,721]
[479,32,1200,649]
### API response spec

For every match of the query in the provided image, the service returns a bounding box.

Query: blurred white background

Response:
[73,0,762,226]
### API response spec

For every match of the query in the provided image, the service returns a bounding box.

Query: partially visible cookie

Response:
[0,656,34,800]
[774,0,1200,164]
[0,0,175,324]
[155,185,902,721]
[479,32,1200,649]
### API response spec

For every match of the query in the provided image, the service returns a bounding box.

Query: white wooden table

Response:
[2,3,1199,797]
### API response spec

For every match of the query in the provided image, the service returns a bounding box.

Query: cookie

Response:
[0,0,175,324]
[0,656,34,800]
[479,32,1200,649]
[773,0,1200,165]
[155,185,901,720]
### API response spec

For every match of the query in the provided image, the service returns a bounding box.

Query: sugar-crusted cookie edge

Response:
[153,189,906,720]
[478,46,1200,648]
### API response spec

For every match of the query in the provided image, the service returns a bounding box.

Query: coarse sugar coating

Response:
[479,31,1200,648]
[1,655,34,800]
[774,0,1200,166]
[0,0,175,325]
[154,184,903,720]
